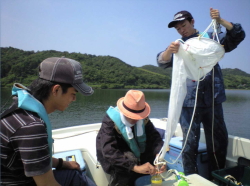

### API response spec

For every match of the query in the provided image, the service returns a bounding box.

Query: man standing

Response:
[96,90,165,186]
[1,57,96,186]
[157,8,245,179]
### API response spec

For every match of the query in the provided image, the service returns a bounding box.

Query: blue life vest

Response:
[12,83,53,158]
[106,106,146,159]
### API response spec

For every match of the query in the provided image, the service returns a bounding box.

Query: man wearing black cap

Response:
[1,57,96,185]
[157,8,245,179]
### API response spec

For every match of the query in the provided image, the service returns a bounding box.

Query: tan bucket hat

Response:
[117,90,151,120]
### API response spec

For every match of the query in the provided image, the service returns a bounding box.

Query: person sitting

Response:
[1,57,96,186]
[96,90,166,186]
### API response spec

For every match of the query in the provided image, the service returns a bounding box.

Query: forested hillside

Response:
[141,65,250,89]
[1,47,250,89]
[222,68,250,89]
[1,47,170,89]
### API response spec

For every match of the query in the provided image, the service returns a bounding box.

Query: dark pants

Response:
[180,104,228,179]
[53,170,96,186]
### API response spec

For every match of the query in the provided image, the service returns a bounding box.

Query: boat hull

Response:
[52,118,250,186]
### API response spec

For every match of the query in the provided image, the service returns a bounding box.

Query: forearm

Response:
[103,147,137,171]
[132,162,156,174]
[218,18,233,31]
[157,51,173,69]
[52,157,64,169]
[157,41,179,69]
[52,157,59,168]
[100,134,137,170]
[52,157,80,170]
[219,23,245,52]
[161,48,173,61]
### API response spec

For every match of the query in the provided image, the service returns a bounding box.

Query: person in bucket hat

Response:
[156,8,245,179]
[1,57,96,186]
[96,90,165,186]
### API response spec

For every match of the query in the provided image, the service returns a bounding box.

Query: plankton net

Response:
[156,20,225,164]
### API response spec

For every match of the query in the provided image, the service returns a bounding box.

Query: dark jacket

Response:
[157,23,245,107]
[96,114,163,176]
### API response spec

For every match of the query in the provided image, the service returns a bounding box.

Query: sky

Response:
[1,0,250,73]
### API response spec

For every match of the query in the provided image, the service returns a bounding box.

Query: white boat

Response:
[52,118,250,186]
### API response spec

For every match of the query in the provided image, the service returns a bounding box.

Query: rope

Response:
[212,68,220,170]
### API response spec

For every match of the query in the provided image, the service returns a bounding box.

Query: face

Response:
[52,86,77,112]
[174,19,195,38]
[125,116,139,125]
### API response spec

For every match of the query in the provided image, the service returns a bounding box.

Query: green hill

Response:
[222,68,250,89]
[1,47,249,89]
[140,65,172,77]
[141,65,250,90]
[1,47,169,89]
[222,68,250,77]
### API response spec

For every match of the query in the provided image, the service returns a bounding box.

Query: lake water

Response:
[1,88,249,139]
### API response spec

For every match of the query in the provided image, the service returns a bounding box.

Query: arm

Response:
[132,162,156,175]
[157,42,180,69]
[132,157,166,175]
[134,119,165,175]
[52,157,80,170]
[161,42,180,61]
[33,160,81,186]
[210,8,233,30]
[210,8,245,52]
[14,121,58,184]
[98,115,138,171]
[33,170,61,186]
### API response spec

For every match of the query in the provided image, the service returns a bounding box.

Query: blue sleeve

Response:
[219,23,246,53]
[156,51,173,69]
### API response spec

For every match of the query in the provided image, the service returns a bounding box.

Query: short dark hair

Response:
[29,78,72,103]
[186,17,193,23]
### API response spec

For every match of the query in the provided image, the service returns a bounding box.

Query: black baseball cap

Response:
[168,11,193,28]
[39,57,94,96]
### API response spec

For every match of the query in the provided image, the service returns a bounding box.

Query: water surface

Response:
[1,88,249,139]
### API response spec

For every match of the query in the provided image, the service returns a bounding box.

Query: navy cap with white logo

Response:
[39,57,94,96]
[168,10,193,28]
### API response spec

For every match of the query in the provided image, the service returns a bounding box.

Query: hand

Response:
[132,162,155,174]
[63,161,81,171]
[210,8,222,23]
[156,164,166,174]
[210,7,233,30]
[154,154,167,174]
[166,41,180,54]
